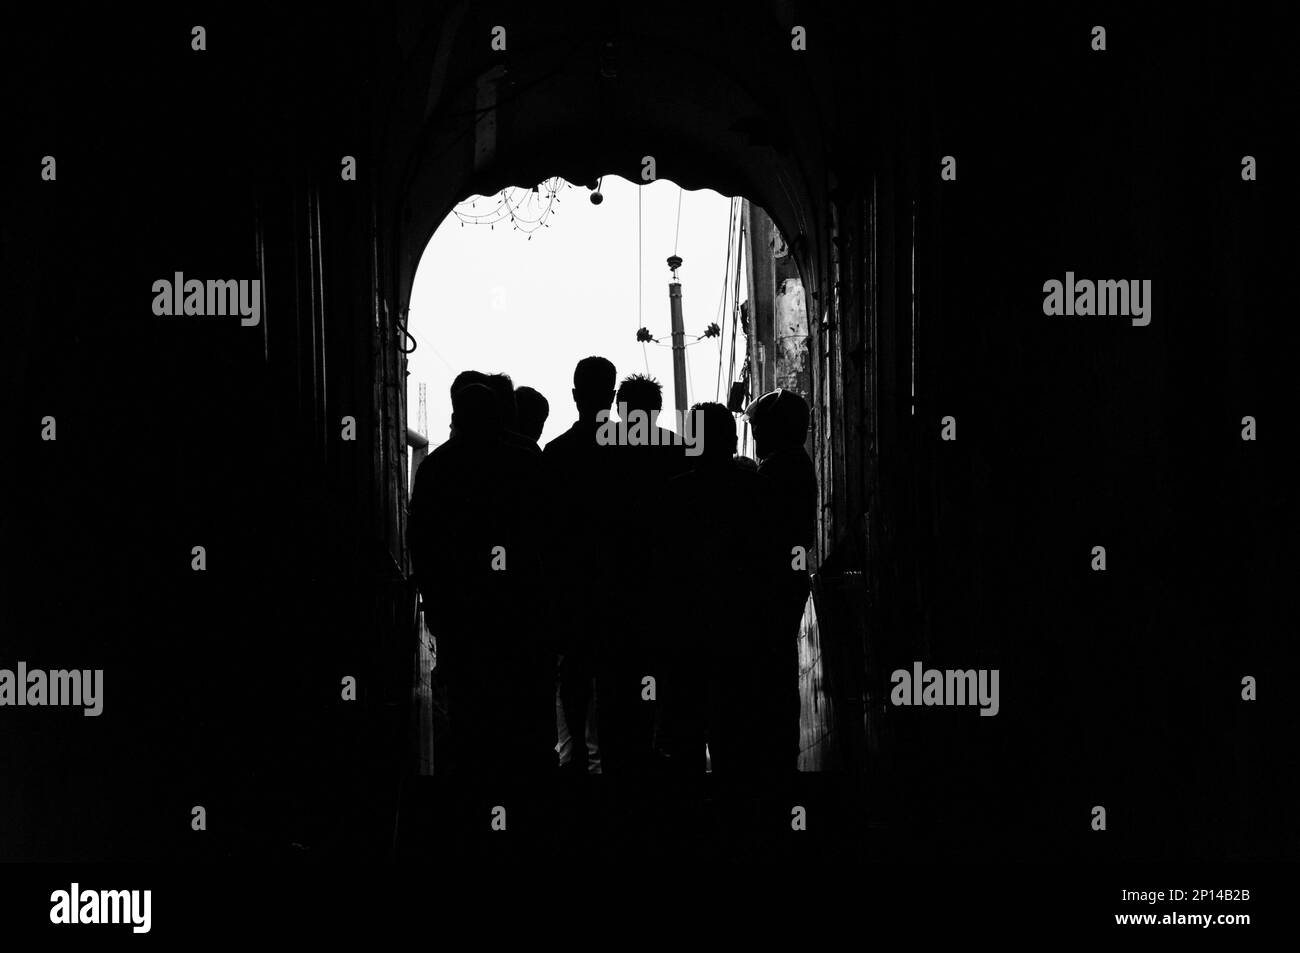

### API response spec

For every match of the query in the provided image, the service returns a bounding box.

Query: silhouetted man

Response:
[657,403,782,783]
[409,383,555,783]
[602,375,692,778]
[610,374,691,473]
[744,389,818,775]
[514,386,550,444]
[543,357,619,776]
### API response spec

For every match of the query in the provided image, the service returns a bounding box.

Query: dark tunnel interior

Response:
[2,3,1297,883]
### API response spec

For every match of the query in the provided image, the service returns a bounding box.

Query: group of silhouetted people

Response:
[408,358,818,793]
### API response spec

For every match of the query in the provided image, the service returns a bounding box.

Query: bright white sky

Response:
[406,175,749,451]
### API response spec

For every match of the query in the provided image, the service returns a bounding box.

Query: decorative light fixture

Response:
[453,177,570,236]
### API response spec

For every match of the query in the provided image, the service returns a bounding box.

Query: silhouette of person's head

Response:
[616,374,663,421]
[451,383,502,442]
[450,370,488,399]
[448,371,490,437]
[572,356,616,419]
[690,401,736,465]
[745,389,810,460]
[484,373,518,430]
[515,386,549,442]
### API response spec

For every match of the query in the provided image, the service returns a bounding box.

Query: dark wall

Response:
[3,10,408,859]
[864,6,1299,860]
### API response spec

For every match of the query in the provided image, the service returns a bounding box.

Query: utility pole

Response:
[667,255,688,413]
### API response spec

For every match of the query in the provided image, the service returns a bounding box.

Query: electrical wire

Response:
[715,197,738,401]
[673,185,684,256]
[684,331,693,407]
[638,183,643,333]
[729,202,745,385]
[727,211,746,396]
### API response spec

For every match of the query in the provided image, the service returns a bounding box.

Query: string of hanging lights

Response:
[453,177,571,236]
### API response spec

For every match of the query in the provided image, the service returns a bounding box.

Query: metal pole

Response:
[668,255,688,413]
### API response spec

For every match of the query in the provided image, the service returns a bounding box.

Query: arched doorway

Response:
[379,7,871,790]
